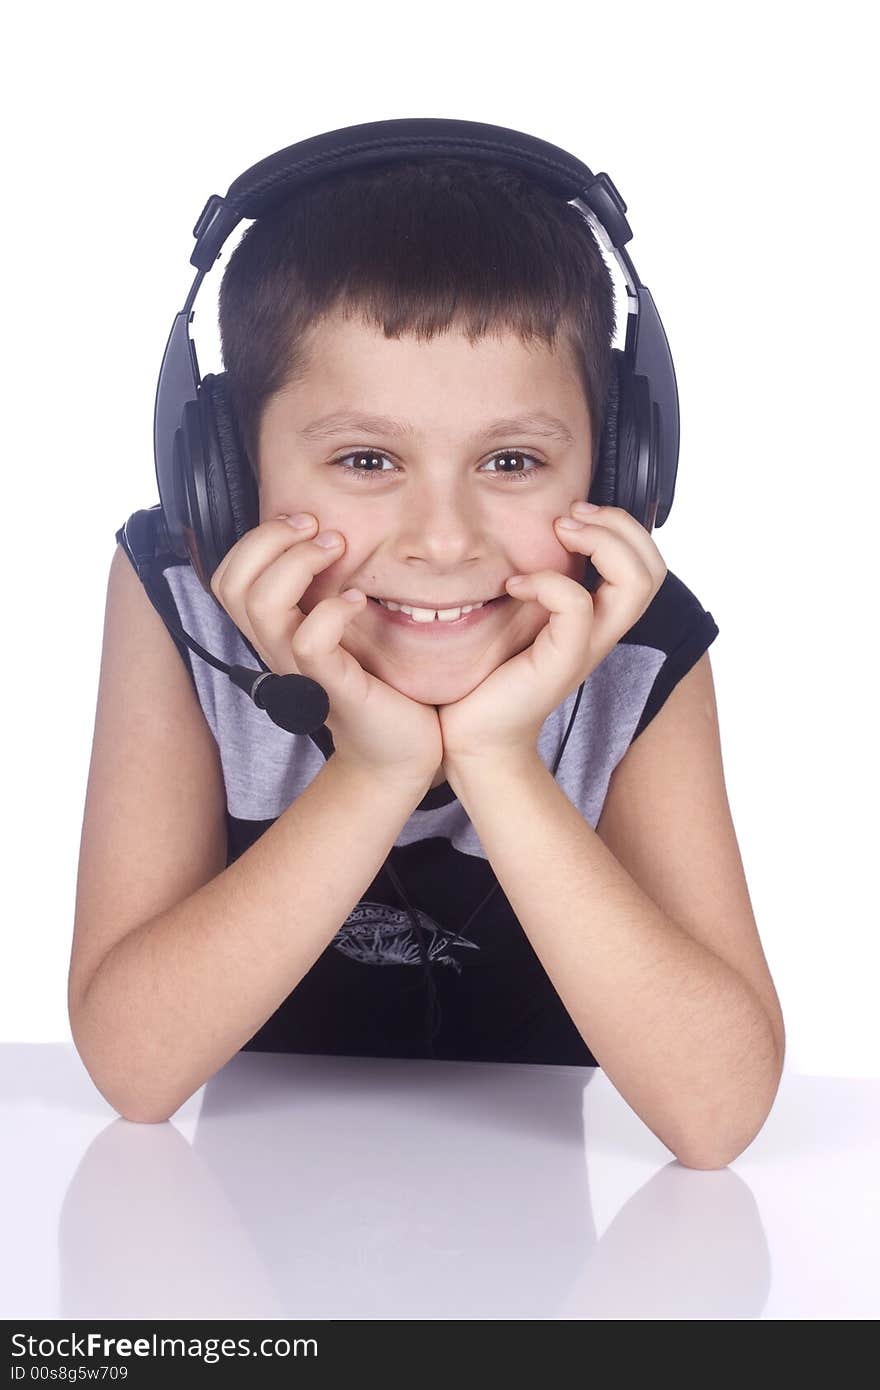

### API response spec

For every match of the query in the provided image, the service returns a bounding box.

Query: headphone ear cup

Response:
[608,350,657,532]
[581,347,656,592]
[580,353,621,593]
[182,371,259,593]
[200,372,259,549]
[205,372,260,544]
[178,372,258,593]
[589,349,621,508]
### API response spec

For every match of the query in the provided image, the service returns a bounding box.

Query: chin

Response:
[341,638,490,705]
[374,668,482,706]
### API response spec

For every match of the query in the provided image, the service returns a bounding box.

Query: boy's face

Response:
[257,309,594,707]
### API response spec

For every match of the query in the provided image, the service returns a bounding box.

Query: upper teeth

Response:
[377,598,486,621]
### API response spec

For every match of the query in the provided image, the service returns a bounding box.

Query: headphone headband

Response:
[189,116,634,266]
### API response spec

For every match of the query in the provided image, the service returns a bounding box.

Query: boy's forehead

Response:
[285,311,587,421]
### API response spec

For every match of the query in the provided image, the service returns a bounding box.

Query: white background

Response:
[3,0,876,1073]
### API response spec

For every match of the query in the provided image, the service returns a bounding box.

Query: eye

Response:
[481,450,546,483]
[329,450,396,481]
[329,449,547,483]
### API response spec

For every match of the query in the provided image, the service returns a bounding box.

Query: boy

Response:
[69,154,784,1167]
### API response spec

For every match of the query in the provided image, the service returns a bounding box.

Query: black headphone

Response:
[124,117,680,1058]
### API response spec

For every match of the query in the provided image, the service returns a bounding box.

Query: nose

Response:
[401,484,489,560]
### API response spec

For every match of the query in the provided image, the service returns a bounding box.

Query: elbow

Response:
[676,1148,735,1171]
[98,1069,182,1125]
[85,1061,178,1125]
[70,1020,181,1126]
[675,1090,782,1172]
[674,1118,773,1172]
[103,1082,178,1126]
[674,1132,748,1169]
[117,1106,174,1125]
[676,1019,785,1171]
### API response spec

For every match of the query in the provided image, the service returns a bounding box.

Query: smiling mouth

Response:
[367,593,509,630]
[369,594,500,616]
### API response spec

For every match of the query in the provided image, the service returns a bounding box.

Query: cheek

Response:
[293,524,583,613]
[525,538,586,587]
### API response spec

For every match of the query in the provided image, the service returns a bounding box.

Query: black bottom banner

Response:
[4,1319,599,1383]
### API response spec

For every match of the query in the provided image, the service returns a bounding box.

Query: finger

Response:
[569,502,667,584]
[290,589,373,710]
[211,518,344,670]
[210,514,317,596]
[504,569,594,671]
[244,529,346,645]
[536,519,653,664]
[554,515,656,641]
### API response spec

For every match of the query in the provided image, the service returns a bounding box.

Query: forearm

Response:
[72,755,431,1123]
[446,752,782,1169]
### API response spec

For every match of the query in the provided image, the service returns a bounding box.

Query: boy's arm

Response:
[445,712,783,1171]
[69,756,432,1123]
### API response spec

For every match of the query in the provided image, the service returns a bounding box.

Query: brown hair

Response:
[218,157,617,482]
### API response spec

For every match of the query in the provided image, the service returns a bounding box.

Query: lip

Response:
[367,594,510,634]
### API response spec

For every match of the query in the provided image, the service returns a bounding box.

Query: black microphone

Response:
[227,664,330,734]
[227,664,329,734]
[140,565,331,735]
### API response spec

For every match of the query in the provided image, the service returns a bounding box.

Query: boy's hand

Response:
[210,515,442,786]
[437,502,668,773]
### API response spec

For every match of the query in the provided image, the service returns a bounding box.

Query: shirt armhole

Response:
[630,607,720,745]
[115,520,199,699]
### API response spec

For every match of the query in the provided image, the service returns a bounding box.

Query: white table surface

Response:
[2,1044,877,1320]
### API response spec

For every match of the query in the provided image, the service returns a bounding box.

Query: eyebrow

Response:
[297,410,575,446]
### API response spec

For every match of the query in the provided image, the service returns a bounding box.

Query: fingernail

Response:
[286,513,315,529]
[315,531,343,548]
[556,516,586,529]
[572,501,600,513]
